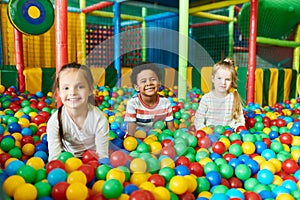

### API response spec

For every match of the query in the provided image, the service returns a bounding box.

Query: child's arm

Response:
[194,99,208,131]
[47,113,63,161]
[127,122,137,137]
[166,121,176,132]
[95,111,109,159]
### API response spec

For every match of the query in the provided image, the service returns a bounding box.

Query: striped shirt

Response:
[124,93,174,129]
[194,91,245,130]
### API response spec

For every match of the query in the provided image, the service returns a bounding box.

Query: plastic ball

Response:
[57,152,74,163]
[2,175,26,197]
[5,160,24,176]
[95,164,111,180]
[282,159,298,174]
[0,137,15,152]
[257,169,274,184]
[14,183,37,200]
[92,180,105,195]
[26,157,45,170]
[35,181,52,199]
[66,182,88,200]
[154,120,166,130]
[123,136,138,151]
[234,164,251,180]
[130,190,154,200]
[110,150,128,167]
[206,171,222,186]
[169,175,188,195]
[47,168,68,186]
[102,179,123,199]
[16,165,36,183]
[82,150,98,163]
[212,141,226,154]
[106,168,125,184]
[175,165,190,176]
[67,170,87,185]
[65,157,83,173]
[152,186,170,200]
[130,158,147,173]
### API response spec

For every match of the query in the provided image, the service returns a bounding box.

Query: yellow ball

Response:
[3,175,26,197]
[130,158,147,173]
[184,175,197,192]
[134,130,147,138]
[149,141,162,155]
[242,141,256,155]
[12,132,23,141]
[201,126,213,134]
[199,157,213,167]
[160,157,175,169]
[198,191,212,199]
[272,175,283,186]
[106,168,126,184]
[152,186,170,200]
[65,157,83,173]
[0,85,5,93]
[18,118,30,128]
[22,143,35,157]
[26,157,45,170]
[169,176,188,195]
[67,171,87,185]
[139,181,155,191]
[14,183,37,200]
[260,161,276,174]
[14,111,25,118]
[219,138,231,150]
[92,180,105,194]
[275,193,294,200]
[123,136,138,151]
[130,172,149,186]
[269,158,282,173]
[66,182,88,200]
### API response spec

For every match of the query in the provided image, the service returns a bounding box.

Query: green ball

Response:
[2,100,11,109]
[195,150,209,162]
[244,177,259,191]
[5,109,14,116]
[270,141,283,153]
[95,164,112,180]
[154,121,165,130]
[229,133,241,141]
[204,162,219,174]
[136,142,150,153]
[253,184,270,194]
[196,177,210,193]
[21,100,30,107]
[212,185,229,194]
[17,165,36,183]
[214,125,225,134]
[174,112,181,119]
[174,143,188,156]
[235,164,251,180]
[35,168,47,182]
[229,144,243,157]
[35,181,52,198]
[23,106,33,114]
[102,179,123,199]
[214,158,227,166]
[219,163,234,179]
[57,152,74,163]
[159,167,175,182]
[254,122,264,131]
[146,157,160,173]
[29,125,38,135]
[0,137,15,152]
[8,147,22,159]
[117,166,130,182]
[191,103,198,110]
[242,134,256,143]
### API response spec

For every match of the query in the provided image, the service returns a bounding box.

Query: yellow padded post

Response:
[24,68,42,93]
[254,68,263,106]
[269,68,279,106]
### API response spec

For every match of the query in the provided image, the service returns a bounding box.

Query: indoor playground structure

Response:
[1,0,300,199]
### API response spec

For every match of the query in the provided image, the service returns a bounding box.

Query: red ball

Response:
[78,163,96,183]
[37,101,47,110]
[236,126,247,133]
[37,126,47,136]
[228,177,243,188]
[246,118,256,128]
[178,191,196,200]
[195,130,206,139]
[175,156,190,167]
[39,111,50,120]
[148,174,165,187]
[21,135,34,147]
[197,136,211,148]
[221,178,230,188]
[223,153,236,162]
[172,106,179,113]
[279,133,293,145]
[82,150,99,164]
[46,160,65,174]
[223,130,233,137]
[276,118,286,128]
[161,139,174,148]
[51,182,69,200]
[212,141,226,154]
[110,150,127,167]
[0,153,11,167]
[161,146,176,159]
[282,159,298,174]
[130,190,154,200]
[32,115,46,125]
[177,102,184,109]
[244,192,262,200]
[188,162,203,177]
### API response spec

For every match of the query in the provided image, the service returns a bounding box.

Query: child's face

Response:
[212,68,232,95]
[58,69,93,110]
[134,69,161,97]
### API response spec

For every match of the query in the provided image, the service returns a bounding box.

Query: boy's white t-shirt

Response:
[47,104,109,161]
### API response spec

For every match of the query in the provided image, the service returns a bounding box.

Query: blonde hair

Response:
[212,58,243,120]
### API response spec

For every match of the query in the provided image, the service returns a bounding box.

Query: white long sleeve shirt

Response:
[194,91,245,130]
[47,104,109,161]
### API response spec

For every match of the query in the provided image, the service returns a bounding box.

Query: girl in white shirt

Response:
[47,62,109,161]
[194,58,245,131]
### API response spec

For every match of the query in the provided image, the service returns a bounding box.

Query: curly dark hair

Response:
[130,62,162,86]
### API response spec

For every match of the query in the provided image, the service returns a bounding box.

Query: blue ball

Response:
[226,188,244,199]
[8,122,21,134]
[255,141,267,154]
[35,143,48,153]
[34,151,48,163]
[5,160,24,176]
[210,193,229,200]
[228,158,242,169]
[261,149,276,160]
[175,165,190,176]
[47,168,67,186]
[257,169,274,185]
[245,159,259,174]
[281,179,298,191]
[124,184,139,195]
[206,171,222,186]
[21,127,33,136]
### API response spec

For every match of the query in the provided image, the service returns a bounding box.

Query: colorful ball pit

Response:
[0,85,300,199]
